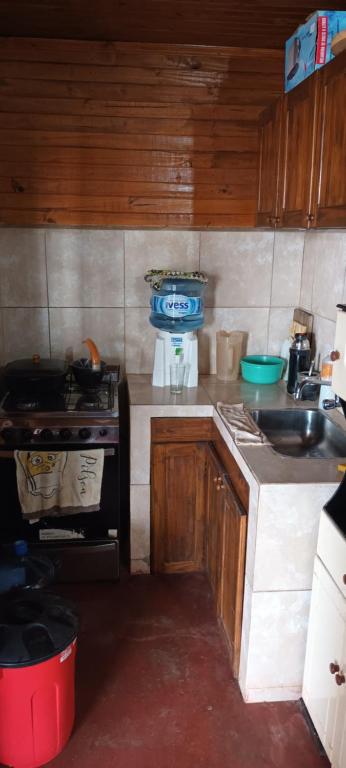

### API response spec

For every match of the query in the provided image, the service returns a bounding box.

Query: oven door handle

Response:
[0,448,116,458]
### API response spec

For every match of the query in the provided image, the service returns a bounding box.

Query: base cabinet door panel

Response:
[151,441,206,573]
[303,556,346,761]
[205,444,247,678]
[205,444,224,609]
[219,486,247,677]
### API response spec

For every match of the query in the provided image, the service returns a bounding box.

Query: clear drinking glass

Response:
[170,364,186,394]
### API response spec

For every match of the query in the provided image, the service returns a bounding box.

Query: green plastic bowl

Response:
[240,355,284,384]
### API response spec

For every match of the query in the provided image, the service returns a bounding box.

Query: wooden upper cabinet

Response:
[256,99,282,227]
[280,74,319,228]
[312,50,346,228]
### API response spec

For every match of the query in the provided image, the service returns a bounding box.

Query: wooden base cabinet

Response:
[150,418,248,678]
[303,556,346,767]
[151,440,207,574]
[205,444,247,677]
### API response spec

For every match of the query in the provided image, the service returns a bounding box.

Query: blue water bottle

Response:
[145,270,207,333]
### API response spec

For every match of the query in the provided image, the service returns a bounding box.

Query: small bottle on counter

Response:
[321,353,333,381]
[319,352,335,407]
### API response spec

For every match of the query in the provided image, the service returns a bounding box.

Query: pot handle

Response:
[82,338,101,370]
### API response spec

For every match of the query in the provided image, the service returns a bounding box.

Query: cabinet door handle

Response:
[213,475,222,484]
[343,574,346,585]
[266,216,273,226]
[306,213,315,223]
[273,216,280,225]
[330,662,340,674]
[335,673,346,686]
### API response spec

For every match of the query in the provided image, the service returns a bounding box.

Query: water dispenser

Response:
[144,270,208,387]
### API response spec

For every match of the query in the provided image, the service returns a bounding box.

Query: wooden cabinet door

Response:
[303,556,346,760]
[205,444,247,678]
[219,481,247,678]
[205,444,224,609]
[313,50,346,228]
[280,75,319,228]
[256,98,282,227]
[151,441,206,573]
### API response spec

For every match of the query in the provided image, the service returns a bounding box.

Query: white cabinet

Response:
[303,554,346,766]
[333,625,346,768]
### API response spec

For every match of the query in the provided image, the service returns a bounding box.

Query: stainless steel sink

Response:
[250,408,346,459]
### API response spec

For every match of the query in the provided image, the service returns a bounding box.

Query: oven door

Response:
[0,445,120,581]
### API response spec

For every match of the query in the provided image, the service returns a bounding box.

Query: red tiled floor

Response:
[50,573,329,768]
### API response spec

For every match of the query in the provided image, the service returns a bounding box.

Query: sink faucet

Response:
[322,395,341,410]
[293,374,331,401]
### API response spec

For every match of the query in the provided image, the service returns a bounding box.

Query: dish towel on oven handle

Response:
[14,449,105,521]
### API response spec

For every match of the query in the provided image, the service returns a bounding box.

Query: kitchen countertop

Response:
[128,374,346,486]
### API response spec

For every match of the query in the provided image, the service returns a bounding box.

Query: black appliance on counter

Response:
[0,365,129,582]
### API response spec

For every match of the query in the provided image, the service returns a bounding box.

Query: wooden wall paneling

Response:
[0,38,283,228]
[0,2,345,49]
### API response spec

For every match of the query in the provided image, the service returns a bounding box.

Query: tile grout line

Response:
[123,230,127,373]
[266,231,276,354]
[44,229,52,359]
[298,230,306,308]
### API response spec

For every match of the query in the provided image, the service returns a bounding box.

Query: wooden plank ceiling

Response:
[0,38,282,228]
[0,0,345,49]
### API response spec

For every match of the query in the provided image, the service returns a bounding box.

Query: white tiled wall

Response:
[0,227,344,371]
[0,227,304,371]
[300,230,346,363]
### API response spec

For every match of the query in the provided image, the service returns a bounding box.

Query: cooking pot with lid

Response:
[4,354,68,395]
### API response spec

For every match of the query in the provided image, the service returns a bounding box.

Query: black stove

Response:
[0,367,120,448]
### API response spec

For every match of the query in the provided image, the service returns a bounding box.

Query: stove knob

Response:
[22,429,33,442]
[59,428,72,440]
[40,428,53,441]
[99,428,108,437]
[1,428,14,442]
[79,428,91,440]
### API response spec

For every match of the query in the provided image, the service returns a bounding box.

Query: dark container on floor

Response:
[0,542,79,768]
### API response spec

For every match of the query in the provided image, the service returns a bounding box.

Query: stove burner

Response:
[0,366,119,418]
[76,394,102,411]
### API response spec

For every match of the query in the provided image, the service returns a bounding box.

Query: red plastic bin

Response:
[0,591,78,768]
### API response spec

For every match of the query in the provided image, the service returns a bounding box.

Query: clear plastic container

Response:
[321,353,333,381]
[216,331,244,381]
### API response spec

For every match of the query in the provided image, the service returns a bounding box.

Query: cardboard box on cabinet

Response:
[285,10,346,92]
